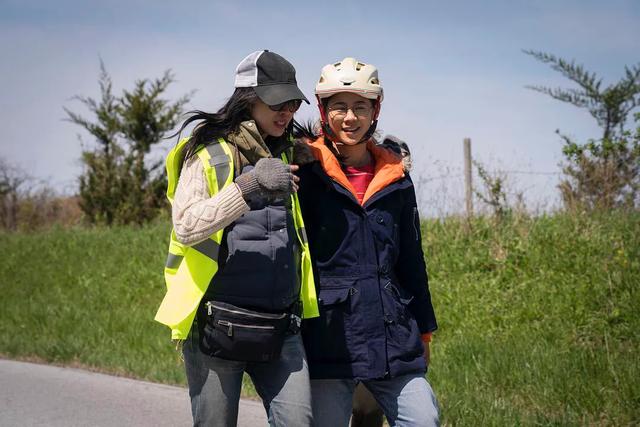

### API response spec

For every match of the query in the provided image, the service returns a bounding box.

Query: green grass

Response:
[0,212,638,425]
[424,212,640,426]
[0,222,185,383]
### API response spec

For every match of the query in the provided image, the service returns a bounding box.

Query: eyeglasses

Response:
[326,102,373,118]
[269,99,302,113]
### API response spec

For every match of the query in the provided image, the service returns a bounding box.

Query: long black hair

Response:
[172,88,256,164]
[172,87,296,166]
[292,119,320,140]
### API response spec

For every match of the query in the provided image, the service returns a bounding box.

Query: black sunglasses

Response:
[269,99,302,112]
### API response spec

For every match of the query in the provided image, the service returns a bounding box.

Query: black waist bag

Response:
[197,300,293,362]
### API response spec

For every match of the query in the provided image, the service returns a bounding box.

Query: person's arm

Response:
[394,179,437,335]
[173,156,296,246]
[172,156,249,246]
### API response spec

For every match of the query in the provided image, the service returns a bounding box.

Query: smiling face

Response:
[325,92,375,145]
[251,99,295,138]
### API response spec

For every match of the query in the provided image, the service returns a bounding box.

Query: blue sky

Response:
[1,0,639,214]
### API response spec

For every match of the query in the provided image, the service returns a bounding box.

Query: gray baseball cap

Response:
[235,50,309,106]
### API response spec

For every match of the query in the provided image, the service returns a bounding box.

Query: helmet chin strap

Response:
[317,96,381,146]
[357,119,378,145]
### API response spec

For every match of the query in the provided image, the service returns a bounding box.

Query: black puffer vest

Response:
[204,165,300,312]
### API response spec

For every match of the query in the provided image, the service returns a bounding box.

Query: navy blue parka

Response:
[297,137,437,381]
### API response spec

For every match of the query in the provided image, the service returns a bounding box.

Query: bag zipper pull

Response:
[206,301,213,316]
[218,320,233,337]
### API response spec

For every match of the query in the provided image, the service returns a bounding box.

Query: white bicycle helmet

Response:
[315,57,384,101]
[315,57,383,144]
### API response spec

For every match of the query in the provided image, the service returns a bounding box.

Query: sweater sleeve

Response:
[394,180,438,334]
[172,155,250,246]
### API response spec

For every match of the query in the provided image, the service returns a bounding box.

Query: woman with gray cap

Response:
[155,50,319,426]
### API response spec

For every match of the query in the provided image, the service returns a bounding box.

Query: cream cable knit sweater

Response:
[172,155,250,246]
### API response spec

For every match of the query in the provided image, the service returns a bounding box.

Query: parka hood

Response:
[305,136,406,205]
[293,136,413,171]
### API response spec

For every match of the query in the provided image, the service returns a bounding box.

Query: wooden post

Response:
[464,138,473,218]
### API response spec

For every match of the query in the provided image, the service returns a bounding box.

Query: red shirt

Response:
[343,161,375,204]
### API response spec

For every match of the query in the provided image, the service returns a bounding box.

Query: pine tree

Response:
[65,61,192,224]
[525,50,640,210]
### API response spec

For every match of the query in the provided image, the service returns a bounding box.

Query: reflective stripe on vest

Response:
[155,138,318,340]
[281,150,317,321]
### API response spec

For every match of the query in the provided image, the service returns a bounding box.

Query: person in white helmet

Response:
[294,58,440,426]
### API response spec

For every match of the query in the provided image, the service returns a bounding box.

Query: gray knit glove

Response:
[235,158,293,202]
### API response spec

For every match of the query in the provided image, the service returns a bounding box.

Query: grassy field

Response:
[1,212,638,425]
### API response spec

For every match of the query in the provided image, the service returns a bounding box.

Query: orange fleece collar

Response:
[308,137,405,205]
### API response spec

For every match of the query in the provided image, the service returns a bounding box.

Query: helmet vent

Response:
[315,57,383,102]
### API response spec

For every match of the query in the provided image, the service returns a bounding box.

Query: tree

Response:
[524,50,640,140]
[0,158,30,231]
[557,114,640,210]
[525,50,640,210]
[65,61,192,224]
[473,160,510,221]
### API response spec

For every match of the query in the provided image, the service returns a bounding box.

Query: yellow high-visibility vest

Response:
[155,137,319,339]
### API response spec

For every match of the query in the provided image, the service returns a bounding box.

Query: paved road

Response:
[0,359,267,427]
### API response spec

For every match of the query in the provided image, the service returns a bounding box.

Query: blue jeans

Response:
[183,329,312,426]
[311,374,439,427]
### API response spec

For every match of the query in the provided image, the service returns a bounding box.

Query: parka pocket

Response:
[386,281,410,301]
[318,286,352,305]
[318,286,354,335]
[302,280,357,364]
[382,282,422,358]
[384,282,414,320]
